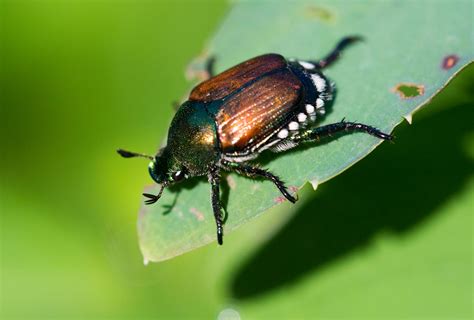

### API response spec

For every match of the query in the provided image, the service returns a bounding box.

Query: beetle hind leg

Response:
[293,119,393,143]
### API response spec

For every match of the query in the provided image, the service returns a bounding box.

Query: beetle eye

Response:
[171,170,185,182]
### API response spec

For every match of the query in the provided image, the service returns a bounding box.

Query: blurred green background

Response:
[1,0,472,319]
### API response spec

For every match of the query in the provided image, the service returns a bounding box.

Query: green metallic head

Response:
[117,100,220,204]
[116,147,188,205]
[147,148,187,185]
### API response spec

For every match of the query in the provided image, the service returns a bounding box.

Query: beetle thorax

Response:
[166,101,219,175]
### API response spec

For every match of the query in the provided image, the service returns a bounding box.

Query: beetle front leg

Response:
[209,167,224,245]
[293,119,393,143]
[220,160,297,203]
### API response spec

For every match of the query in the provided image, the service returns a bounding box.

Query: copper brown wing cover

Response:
[189,54,287,102]
[216,69,303,153]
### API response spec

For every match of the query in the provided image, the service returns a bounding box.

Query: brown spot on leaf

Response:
[442,54,459,70]
[274,186,299,203]
[392,83,425,99]
[289,186,299,201]
[274,196,287,204]
[189,207,205,221]
[289,186,299,193]
[305,5,335,22]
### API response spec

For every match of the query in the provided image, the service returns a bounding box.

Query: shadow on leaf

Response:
[230,90,473,299]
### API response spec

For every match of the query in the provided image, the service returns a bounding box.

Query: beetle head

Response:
[148,149,188,186]
[117,147,189,205]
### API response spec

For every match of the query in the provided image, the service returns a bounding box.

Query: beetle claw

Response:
[142,185,166,205]
[143,193,159,205]
[287,194,298,204]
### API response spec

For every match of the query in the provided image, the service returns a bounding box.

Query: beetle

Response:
[118,36,393,245]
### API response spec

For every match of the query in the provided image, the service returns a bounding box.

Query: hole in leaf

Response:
[392,83,425,99]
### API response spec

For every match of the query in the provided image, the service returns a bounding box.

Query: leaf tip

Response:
[310,179,319,190]
[404,114,413,125]
[143,257,150,266]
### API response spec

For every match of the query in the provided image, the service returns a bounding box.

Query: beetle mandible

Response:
[118,36,393,245]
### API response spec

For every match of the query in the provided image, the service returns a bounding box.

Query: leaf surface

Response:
[138,0,473,262]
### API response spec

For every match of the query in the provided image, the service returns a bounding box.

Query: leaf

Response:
[138,0,473,262]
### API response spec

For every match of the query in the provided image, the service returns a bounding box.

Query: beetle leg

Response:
[205,56,216,78]
[220,160,297,203]
[293,119,393,143]
[309,36,363,70]
[209,167,224,245]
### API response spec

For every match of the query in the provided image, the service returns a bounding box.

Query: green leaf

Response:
[138,0,473,262]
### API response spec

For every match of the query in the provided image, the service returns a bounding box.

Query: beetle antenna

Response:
[143,183,166,205]
[117,149,154,160]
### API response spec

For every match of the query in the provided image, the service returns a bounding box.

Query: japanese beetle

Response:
[118,36,392,245]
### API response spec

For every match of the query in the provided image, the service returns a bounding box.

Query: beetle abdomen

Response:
[216,69,303,154]
[186,53,335,161]
[189,54,286,102]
